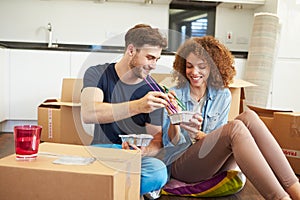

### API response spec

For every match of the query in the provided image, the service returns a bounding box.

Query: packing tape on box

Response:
[125,162,131,200]
[291,116,300,137]
[283,149,300,159]
[48,108,53,139]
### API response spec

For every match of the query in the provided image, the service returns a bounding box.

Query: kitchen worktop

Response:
[0,41,247,58]
[0,41,125,53]
[0,41,176,55]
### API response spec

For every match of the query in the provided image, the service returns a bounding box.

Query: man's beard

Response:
[129,55,145,79]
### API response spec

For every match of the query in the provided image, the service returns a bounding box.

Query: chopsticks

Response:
[162,85,187,111]
[144,76,178,114]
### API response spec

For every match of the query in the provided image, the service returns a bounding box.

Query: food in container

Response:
[169,111,196,125]
[119,134,153,147]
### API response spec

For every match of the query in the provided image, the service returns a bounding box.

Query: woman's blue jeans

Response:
[92,144,168,195]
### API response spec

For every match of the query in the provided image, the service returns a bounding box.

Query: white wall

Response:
[0,0,169,45]
[271,0,300,111]
[215,5,255,52]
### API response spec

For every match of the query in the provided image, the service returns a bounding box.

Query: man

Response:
[81,24,169,198]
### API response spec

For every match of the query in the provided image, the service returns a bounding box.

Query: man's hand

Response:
[135,91,170,113]
[121,142,148,157]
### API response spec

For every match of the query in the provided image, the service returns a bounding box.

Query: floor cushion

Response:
[161,170,246,197]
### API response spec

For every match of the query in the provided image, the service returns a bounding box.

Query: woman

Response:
[162,36,300,200]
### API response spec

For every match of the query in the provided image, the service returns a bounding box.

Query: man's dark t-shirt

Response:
[82,63,163,145]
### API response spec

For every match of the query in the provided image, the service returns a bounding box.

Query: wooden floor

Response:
[0,132,265,199]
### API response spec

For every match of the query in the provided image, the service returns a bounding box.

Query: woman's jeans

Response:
[92,144,168,195]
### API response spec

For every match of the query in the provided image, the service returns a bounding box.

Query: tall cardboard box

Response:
[151,73,255,121]
[0,143,141,200]
[38,79,92,145]
[273,112,300,175]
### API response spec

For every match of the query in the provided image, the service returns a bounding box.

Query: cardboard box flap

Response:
[38,99,60,109]
[61,78,83,103]
[41,101,81,107]
[248,105,293,117]
[151,73,175,88]
[159,77,176,88]
[274,112,300,117]
[229,79,256,88]
[151,73,171,83]
[40,98,80,107]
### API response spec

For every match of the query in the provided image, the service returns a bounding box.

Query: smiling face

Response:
[185,52,210,88]
[129,44,162,79]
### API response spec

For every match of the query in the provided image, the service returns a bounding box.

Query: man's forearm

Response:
[82,100,141,124]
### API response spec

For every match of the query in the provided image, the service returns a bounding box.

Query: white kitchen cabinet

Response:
[9,49,70,120]
[0,48,10,122]
[70,52,175,79]
[70,51,122,79]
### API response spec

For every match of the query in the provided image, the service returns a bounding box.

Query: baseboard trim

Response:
[0,120,38,132]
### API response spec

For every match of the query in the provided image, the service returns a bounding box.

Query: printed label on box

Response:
[282,149,300,159]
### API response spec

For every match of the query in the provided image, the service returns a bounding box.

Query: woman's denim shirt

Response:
[162,82,231,166]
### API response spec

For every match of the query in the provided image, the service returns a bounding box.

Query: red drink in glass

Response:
[14,125,42,160]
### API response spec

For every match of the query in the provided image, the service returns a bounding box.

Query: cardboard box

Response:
[228,79,256,121]
[38,79,92,145]
[247,106,300,174]
[247,105,293,132]
[151,73,255,121]
[273,112,300,175]
[0,143,141,200]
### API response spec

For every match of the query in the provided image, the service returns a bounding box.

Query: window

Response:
[191,18,208,37]
[168,0,218,52]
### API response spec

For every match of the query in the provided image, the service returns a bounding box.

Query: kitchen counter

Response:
[0,41,247,58]
[0,41,124,53]
[0,41,176,55]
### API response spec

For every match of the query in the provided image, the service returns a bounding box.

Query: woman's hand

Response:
[180,113,204,140]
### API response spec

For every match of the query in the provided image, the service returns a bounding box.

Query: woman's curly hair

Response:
[172,36,236,88]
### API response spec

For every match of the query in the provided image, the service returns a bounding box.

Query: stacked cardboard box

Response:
[38,78,92,145]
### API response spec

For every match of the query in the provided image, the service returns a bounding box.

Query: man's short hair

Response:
[125,24,167,49]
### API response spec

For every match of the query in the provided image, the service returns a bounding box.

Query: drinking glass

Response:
[14,125,42,161]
